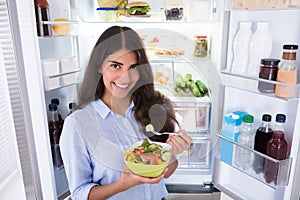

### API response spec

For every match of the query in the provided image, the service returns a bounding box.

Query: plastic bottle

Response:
[247,22,273,77]
[234,114,255,170]
[48,103,63,168]
[51,98,64,128]
[34,0,52,37]
[252,114,273,174]
[275,44,298,98]
[231,22,253,75]
[264,114,288,185]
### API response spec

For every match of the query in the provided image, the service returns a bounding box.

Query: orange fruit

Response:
[52,18,73,36]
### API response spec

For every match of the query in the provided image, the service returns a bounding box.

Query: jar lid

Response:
[196,36,207,39]
[283,44,298,50]
[96,7,118,11]
[49,103,58,111]
[242,114,254,123]
[261,58,280,66]
[276,113,286,123]
[262,114,272,122]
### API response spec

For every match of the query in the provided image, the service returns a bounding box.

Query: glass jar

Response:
[194,36,208,58]
[257,58,280,93]
[97,7,118,22]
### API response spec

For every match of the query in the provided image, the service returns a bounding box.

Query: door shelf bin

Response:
[216,134,292,189]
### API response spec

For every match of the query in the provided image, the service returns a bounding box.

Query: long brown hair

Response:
[78,26,178,142]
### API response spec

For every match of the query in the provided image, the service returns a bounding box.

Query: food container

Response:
[164,0,184,21]
[43,76,60,91]
[42,59,60,76]
[60,56,78,73]
[124,140,172,177]
[96,7,118,22]
[194,36,208,58]
[62,73,78,85]
[98,0,116,7]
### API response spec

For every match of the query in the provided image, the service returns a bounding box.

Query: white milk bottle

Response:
[231,21,253,75]
[247,22,273,77]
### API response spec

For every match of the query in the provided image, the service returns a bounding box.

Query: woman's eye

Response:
[110,63,120,69]
[130,65,138,70]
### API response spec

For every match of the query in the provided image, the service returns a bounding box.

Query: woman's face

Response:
[100,49,140,102]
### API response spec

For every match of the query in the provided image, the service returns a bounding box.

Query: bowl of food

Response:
[124,139,172,177]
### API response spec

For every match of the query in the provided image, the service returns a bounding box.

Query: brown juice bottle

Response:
[252,114,273,174]
[48,103,63,168]
[34,0,52,37]
[264,114,288,185]
[275,44,298,98]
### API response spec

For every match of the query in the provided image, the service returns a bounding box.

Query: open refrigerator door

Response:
[214,0,300,199]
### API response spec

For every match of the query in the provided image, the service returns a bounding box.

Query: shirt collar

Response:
[92,99,135,119]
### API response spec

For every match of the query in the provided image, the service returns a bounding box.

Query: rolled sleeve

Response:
[60,115,98,200]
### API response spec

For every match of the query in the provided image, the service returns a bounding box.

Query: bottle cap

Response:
[283,44,298,50]
[262,114,272,122]
[51,98,60,105]
[49,103,57,111]
[276,114,286,123]
[242,114,254,123]
[261,58,280,66]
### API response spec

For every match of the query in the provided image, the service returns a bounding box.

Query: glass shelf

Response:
[221,70,300,100]
[43,69,81,91]
[216,134,292,189]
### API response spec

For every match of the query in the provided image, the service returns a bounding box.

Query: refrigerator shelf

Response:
[43,69,81,91]
[216,133,292,189]
[221,70,300,100]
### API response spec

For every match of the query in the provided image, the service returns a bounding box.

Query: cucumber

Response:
[189,80,202,97]
[184,73,192,82]
[195,80,208,94]
[161,151,172,162]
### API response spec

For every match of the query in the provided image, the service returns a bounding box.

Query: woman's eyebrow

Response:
[109,60,123,66]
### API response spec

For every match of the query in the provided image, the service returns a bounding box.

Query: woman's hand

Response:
[166,130,193,155]
[118,165,168,192]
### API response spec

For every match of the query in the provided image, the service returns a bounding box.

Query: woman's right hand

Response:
[118,165,168,191]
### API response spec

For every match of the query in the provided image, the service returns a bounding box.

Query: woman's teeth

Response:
[115,82,129,89]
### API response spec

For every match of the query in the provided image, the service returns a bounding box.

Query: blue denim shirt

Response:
[60,99,168,200]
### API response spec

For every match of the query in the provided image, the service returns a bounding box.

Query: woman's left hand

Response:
[166,130,193,155]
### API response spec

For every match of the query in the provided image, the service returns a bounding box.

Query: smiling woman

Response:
[59,26,192,200]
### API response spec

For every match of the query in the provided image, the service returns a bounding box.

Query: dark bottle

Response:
[264,114,288,185]
[257,58,280,93]
[68,102,76,115]
[252,114,273,174]
[51,98,64,128]
[34,0,52,37]
[48,103,63,168]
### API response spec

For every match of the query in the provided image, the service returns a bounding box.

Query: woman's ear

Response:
[98,67,102,74]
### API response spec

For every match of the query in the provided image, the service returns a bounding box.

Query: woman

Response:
[60,26,192,200]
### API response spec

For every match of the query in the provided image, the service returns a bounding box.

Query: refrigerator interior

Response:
[215,2,300,199]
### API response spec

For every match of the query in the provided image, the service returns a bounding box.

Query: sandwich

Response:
[126,1,151,16]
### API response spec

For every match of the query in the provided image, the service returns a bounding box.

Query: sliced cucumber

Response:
[161,151,172,162]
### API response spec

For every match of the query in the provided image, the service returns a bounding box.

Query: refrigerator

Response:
[1,0,300,199]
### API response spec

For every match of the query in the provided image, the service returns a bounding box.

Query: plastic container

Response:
[257,58,280,93]
[194,36,208,58]
[275,44,298,98]
[60,56,78,73]
[247,22,273,77]
[96,7,118,22]
[231,22,253,75]
[252,114,273,174]
[164,0,184,21]
[264,114,288,185]
[234,114,255,170]
[42,59,60,76]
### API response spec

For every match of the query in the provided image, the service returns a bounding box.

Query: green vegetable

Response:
[189,80,202,97]
[141,139,150,148]
[184,73,192,82]
[195,80,208,94]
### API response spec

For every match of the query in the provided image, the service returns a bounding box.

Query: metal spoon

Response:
[145,124,180,136]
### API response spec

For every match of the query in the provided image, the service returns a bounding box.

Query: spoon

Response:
[145,124,180,136]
